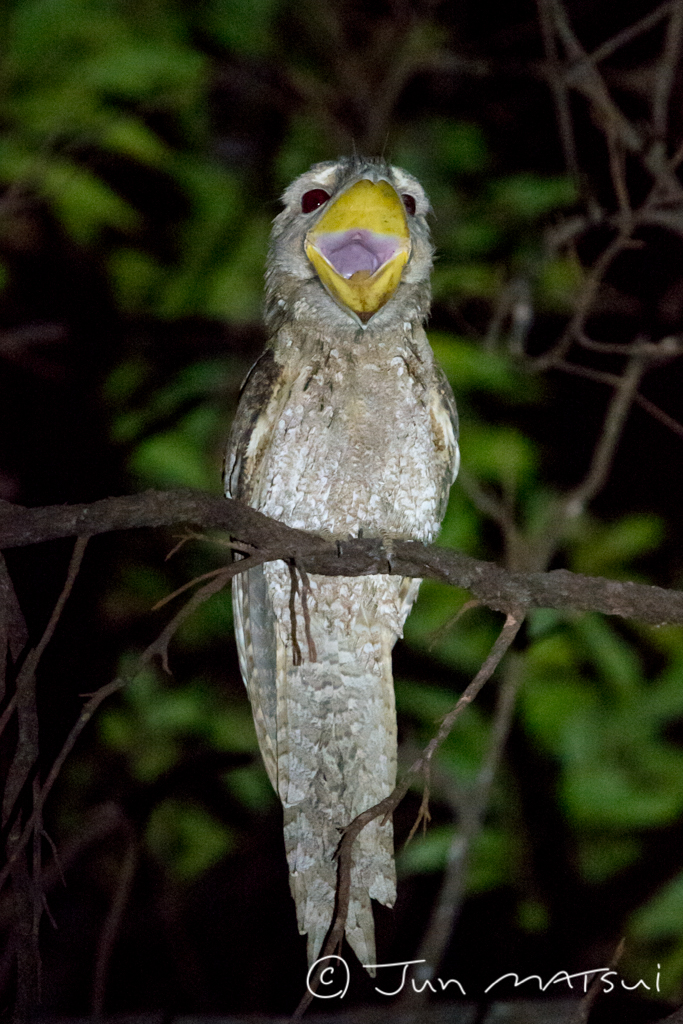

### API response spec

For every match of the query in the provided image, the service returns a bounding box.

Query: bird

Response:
[224,156,459,971]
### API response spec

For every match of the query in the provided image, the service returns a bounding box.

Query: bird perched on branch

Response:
[225,157,459,970]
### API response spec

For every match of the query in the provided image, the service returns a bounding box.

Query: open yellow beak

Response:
[305,179,410,324]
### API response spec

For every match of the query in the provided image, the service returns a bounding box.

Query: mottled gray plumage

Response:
[225,157,459,969]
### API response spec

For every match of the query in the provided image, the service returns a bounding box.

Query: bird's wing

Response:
[224,347,287,505]
[394,351,460,627]
[430,360,461,511]
[225,348,291,791]
[231,565,279,788]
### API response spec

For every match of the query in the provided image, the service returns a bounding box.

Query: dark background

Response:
[2,0,683,1019]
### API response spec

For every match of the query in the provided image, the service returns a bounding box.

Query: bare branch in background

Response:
[583,2,678,68]
[531,229,637,371]
[457,468,521,569]
[556,359,683,440]
[652,1,683,141]
[548,0,644,158]
[2,537,88,1020]
[2,537,89,827]
[0,541,282,897]
[91,833,138,1018]
[536,0,579,179]
[0,554,28,702]
[404,5,683,1014]
[561,352,645,518]
[403,655,524,1004]
[574,938,626,1024]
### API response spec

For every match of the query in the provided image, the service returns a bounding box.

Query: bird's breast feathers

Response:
[262,340,453,542]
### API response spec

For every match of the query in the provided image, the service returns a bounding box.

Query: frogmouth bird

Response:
[225,157,459,970]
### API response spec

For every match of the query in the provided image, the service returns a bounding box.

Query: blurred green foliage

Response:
[2,0,683,1009]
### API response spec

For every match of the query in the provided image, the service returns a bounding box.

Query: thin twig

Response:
[606,129,631,217]
[402,656,524,1001]
[556,359,683,437]
[151,565,236,611]
[0,694,17,742]
[548,0,644,156]
[484,280,516,354]
[165,531,257,562]
[31,776,42,996]
[530,230,636,370]
[575,332,683,359]
[523,352,646,574]
[3,537,90,827]
[427,599,482,652]
[634,391,683,440]
[457,469,520,554]
[577,1,677,70]
[296,562,317,663]
[458,470,533,572]
[287,561,303,667]
[508,277,535,356]
[561,352,646,518]
[91,836,138,1018]
[3,536,91,1018]
[652,1,683,140]
[0,554,28,701]
[38,829,65,890]
[405,765,432,846]
[0,804,127,933]
[16,537,88,693]
[574,937,626,1023]
[536,0,579,179]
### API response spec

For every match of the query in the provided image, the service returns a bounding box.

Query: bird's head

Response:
[265,157,433,334]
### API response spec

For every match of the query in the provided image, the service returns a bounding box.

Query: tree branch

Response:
[536,0,579,179]
[403,655,524,1002]
[561,351,645,519]
[0,490,682,626]
[0,554,28,701]
[91,833,138,1018]
[0,551,263,896]
[652,1,683,140]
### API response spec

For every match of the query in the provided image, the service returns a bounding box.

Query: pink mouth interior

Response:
[315,229,400,279]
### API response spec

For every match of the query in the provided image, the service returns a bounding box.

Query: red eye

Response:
[401,194,416,216]
[301,189,330,213]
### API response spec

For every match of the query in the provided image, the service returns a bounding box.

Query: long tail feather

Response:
[278,602,397,967]
[234,565,407,968]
